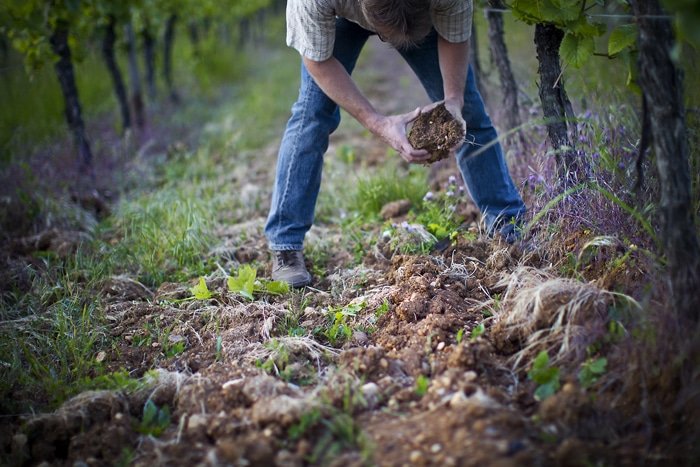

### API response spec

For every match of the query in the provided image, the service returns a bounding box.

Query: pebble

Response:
[187,414,208,432]
[436,342,446,351]
[353,331,369,345]
[449,391,468,408]
[409,450,423,463]
[430,443,442,453]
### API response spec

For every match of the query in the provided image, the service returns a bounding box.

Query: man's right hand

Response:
[368,108,431,164]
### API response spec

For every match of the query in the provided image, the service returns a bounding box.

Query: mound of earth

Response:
[408,103,465,163]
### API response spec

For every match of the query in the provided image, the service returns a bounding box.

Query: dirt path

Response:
[6,38,670,467]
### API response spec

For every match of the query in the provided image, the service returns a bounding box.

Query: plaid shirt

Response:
[287,0,473,61]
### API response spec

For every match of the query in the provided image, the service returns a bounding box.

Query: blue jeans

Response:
[265,19,526,251]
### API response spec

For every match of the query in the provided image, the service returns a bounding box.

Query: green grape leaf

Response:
[227,265,257,300]
[568,16,606,37]
[552,0,581,22]
[578,357,608,388]
[528,351,561,400]
[470,322,485,341]
[190,277,213,300]
[511,0,561,24]
[534,381,559,400]
[608,24,638,56]
[561,32,594,68]
[263,280,290,295]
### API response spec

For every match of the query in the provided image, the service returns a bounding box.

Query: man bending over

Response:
[265,0,526,287]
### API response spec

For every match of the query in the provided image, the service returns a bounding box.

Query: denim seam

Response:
[276,82,312,238]
[269,243,303,251]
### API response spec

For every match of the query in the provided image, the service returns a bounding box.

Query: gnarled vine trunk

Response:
[469,15,487,101]
[534,23,581,186]
[49,20,93,174]
[142,25,157,101]
[632,0,700,323]
[125,21,145,128]
[163,14,180,103]
[487,1,523,146]
[101,15,131,132]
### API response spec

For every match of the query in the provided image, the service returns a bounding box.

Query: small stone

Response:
[409,450,423,463]
[361,382,379,398]
[114,412,124,421]
[12,434,27,448]
[449,391,468,408]
[352,331,369,345]
[251,395,312,426]
[379,358,389,368]
[436,342,446,351]
[168,334,185,344]
[217,438,240,461]
[187,413,208,432]
[95,351,107,362]
[430,443,442,453]
[380,199,412,220]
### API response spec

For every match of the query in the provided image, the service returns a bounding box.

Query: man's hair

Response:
[360,0,433,49]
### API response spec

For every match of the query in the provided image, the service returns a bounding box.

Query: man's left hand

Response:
[421,99,466,156]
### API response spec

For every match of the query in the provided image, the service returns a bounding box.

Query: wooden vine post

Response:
[631,0,700,323]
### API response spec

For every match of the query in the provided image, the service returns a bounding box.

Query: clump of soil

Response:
[408,103,465,163]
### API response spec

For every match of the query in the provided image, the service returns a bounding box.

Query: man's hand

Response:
[419,99,467,156]
[443,98,466,133]
[368,108,431,163]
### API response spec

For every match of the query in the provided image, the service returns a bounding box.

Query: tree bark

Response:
[238,18,251,47]
[142,25,157,101]
[632,0,700,323]
[188,21,200,56]
[534,23,581,186]
[49,20,93,173]
[125,21,145,128]
[163,14,180,103]
[487,0,523,145]
[469,14,487,101]
[101,15,131,132]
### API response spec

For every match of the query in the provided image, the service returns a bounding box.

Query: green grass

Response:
[345,161,429,222]
[108,187,215,286]
[0,16,284,166]
[0,250,110,411]
[0,13,299,413]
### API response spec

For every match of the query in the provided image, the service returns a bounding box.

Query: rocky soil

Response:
[2,37,695,467]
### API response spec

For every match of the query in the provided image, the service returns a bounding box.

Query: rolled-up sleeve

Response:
[286,0,336,61]
[432,0,473,43]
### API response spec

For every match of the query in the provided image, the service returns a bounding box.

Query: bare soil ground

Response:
[2,39,696,467]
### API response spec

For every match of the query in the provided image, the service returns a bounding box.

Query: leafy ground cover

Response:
[1,13,699,467]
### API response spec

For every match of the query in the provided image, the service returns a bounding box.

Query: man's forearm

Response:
[303,56,380,129]
[437,35,469,107]
[302,55,428,162]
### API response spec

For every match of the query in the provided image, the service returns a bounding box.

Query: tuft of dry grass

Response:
[490,266,638,370]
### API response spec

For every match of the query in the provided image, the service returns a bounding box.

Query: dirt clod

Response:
[408,103,465,163]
